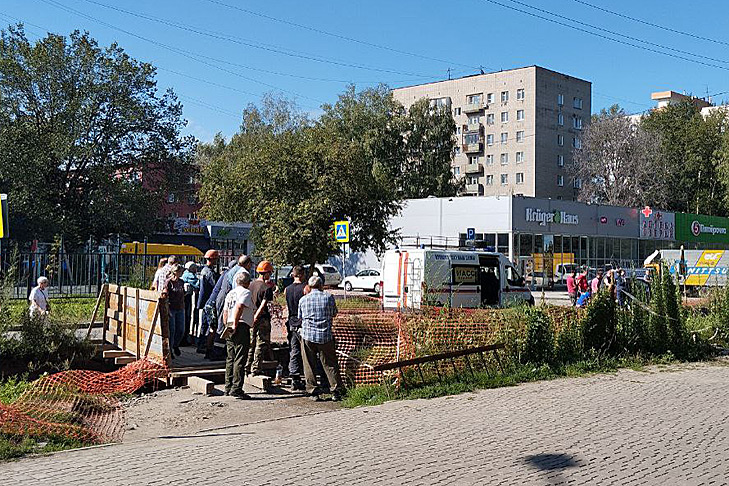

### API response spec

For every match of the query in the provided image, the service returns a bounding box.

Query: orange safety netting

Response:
[0,358,168,444]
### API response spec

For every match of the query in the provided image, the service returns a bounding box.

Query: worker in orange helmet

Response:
[246,260,276,375]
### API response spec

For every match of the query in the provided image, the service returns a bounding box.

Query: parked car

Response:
[339,269,381,293]
[278,264,343,288]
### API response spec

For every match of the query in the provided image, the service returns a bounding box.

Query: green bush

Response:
[581,290,617,355]
[522,307,554,365]
[555,317,582,364]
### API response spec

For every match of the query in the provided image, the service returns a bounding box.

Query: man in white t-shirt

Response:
[222,271,254,398]
[29,276,50,317]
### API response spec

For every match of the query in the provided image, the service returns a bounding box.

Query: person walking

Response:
[181,262,199,346]
[222,271,254,399]
[201,259,237,360]
[576,268,589,296]
[196,250,220,353]
[150,258,168,291]
[213,256,253,359]
[29,276,50,317]
[566,270,577,306]
[591,269,604,294]
[162,264,186,358]
[615,269,627,306]
[284,266,307,391]
[246,260,275,376]
[298,275,344,401]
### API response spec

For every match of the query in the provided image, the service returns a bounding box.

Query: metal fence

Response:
[0,248,204,300]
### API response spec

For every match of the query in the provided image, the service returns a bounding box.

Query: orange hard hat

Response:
[256,260,274,273]
[204,249,220,260]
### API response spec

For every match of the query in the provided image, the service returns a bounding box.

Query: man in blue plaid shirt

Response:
[298,275,344,401]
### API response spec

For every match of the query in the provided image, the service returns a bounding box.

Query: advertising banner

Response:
[639,208,675,240]
[675,213,729,244]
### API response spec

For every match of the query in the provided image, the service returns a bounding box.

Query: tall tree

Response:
[571,105,666,207]
[641,101,727,215]
[400,98,460,198]
[0,25,195,243]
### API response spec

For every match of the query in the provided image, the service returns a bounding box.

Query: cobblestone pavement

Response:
[2,362,729,485]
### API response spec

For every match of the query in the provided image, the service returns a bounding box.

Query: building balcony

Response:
[465,163,483,174]
[464,183,483,195]
[463,142,483,153]
[466,122,482,133]
[463,101,484,113]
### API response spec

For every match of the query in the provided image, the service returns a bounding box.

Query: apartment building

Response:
[392,66,591,199]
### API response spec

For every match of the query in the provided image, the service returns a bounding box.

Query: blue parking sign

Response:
[466,227,476,240]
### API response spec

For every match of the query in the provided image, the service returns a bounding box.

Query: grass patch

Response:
[0,435,89,461]
[341,356,662,409]
[0,377,30,404]
[4,297,96,325]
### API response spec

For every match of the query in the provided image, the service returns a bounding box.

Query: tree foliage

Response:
[0,25,195,243]
[199,86,458,265]
[571,105,666,207]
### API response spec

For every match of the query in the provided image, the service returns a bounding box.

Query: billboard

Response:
[675,213,729,244]
[639,208,675,240]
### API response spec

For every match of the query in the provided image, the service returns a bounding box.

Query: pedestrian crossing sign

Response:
[334,220,350,243]
[0,194,7,239]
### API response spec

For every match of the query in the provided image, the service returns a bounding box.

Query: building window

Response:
[501,91,509,103]
[486,134,494,146]
[468,114,481,124]
[167,193,176,203]
[573,97,583,109]
[516,109,524,121]
[501,111,509,123]
[516,131,524,143]
[486,174,494,185]
[467,94,482,104]
[573,116,582,129]
[469,155,480,164]
[486,93,494,104]
[485,154,494,165]
[558,154,564,167]
[465,133,480,144]
[557,93,564,105]
[467,175,479,185]
[486,113,495,125]
[500,132,508,144]
[454,107,461,116]
[573,137,582,149]
[516,88,525,100]
[516,172,524,184]
[558,113,564,126]
[456,126,461,135]
[516,151,524,163]
[573,177,582,189]
[500,153,509,165]
[557,134,564,146]
[453,166,460,176]
[557,175,564,186]
[501,174,508,185]
[454,146,461,154]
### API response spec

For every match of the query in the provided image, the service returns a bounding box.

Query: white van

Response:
[381,249,534,310]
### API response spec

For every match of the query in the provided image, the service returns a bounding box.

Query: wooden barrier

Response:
[90,284,171,368]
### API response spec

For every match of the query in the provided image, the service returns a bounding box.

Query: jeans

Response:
[288,327,303,377]
[197,306,215,350]
[169,309,186,350]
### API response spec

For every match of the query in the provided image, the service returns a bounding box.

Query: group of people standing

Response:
[566,267,628,307]
[153,251,344,401]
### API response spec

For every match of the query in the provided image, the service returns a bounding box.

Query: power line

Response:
[202,0,488,72]
[479,0,729,72]
[571,0,729,49]
[76,0,438,80]
[177,94,241,119]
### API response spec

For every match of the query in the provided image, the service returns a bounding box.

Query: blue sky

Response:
[3,0,729,142]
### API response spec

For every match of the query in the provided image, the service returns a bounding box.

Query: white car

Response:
[311,264,343,287]
[340,269,381,293]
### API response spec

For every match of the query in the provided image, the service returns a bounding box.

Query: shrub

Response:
[522,307,554,365]
[555,317,583,365]
[581,290,617,355]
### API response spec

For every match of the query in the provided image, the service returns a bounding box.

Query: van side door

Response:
[501,262,531,307]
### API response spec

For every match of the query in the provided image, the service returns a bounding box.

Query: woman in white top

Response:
[29,276,50,317]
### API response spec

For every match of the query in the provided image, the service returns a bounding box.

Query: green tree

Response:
[400,98,460,198]
[641,101,727,216]
[0,25,195,244]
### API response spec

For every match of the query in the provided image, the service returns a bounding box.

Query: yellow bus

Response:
[120,242,204,257]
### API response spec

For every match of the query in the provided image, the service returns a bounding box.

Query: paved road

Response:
[2,362,728,485]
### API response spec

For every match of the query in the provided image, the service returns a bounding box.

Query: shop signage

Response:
[675,213,729,243]
[640,210,675,240]
[525,208,579,226]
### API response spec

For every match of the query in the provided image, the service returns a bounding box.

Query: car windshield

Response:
[323,266,338,273]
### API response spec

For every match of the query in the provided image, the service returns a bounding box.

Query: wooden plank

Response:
[108,283,119,294]
[103,350,134,358]
[144,302,161,357]
[169,368,226,378]
[102,285,110,345]
[115,356,137,365]
[246,375,271,391]
[187,376,215,395]
[121,287,128,352]
[86,284,106,339]
[135,288,141,358]
[372,343,506,372]
[136,288,161,301]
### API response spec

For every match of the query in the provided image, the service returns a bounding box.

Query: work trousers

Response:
[225,325,251,394]
[246,318,272,375]
[302,338,344,395]
[288,327,304,377]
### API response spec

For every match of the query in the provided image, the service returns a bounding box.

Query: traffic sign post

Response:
[334,220,350,299]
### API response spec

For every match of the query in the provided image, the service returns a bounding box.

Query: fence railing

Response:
[0,248,202,300]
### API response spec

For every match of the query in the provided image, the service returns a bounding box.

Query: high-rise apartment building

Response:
[392,66,591,199]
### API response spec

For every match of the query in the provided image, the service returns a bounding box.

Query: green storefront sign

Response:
[675,213,729,243]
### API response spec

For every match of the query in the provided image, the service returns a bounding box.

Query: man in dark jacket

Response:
[201,259,237,359]
[284,266,307,390]
[196,250,219,353]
